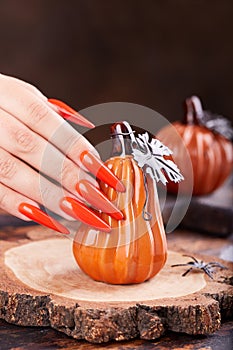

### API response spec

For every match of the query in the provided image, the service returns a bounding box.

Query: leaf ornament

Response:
[200,111,233,141]
[132,132,184,186]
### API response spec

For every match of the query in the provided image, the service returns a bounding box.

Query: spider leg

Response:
[205,262,228,270]
[182,255,199,263]
[182,267,193,277]
[171,263,191,267]
[202,267,214,279]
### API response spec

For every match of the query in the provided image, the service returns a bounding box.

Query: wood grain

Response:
[4,239,207,301]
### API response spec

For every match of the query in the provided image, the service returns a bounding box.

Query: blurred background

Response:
[0,0,232,122]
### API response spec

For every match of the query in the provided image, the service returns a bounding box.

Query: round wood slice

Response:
[0,227,233,344]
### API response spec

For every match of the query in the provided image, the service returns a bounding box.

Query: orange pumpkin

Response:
[156,96,233,195]
[73,122,168,284]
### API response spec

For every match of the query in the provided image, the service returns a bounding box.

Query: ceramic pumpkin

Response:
[73,121,183,284]
[156,96,233,195]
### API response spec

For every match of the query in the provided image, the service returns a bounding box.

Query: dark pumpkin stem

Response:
[142,173,152,221]
[184,96,204,125]
[110,121,137,157]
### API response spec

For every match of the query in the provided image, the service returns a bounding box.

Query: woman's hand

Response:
[0,74,124,234]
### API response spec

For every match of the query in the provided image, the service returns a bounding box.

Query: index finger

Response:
[0,76,125,191]
[0,75,95,155]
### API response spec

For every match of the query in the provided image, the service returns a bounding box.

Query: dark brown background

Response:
[0,0,233,122]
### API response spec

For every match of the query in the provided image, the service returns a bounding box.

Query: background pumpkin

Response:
[156,96,233,196]
[73,122,167,285]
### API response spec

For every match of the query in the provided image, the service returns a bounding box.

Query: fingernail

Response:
[60,197,111,233]
[18,203,70,234]
[48,98,95,128]
[80,151,125,192]
[76,180,124,220]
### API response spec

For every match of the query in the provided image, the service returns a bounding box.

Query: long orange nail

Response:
[18,203,70,234]
[48,98,95,128]
[76,180,124,220]
[80,151,125,192]
[60,197,111,233]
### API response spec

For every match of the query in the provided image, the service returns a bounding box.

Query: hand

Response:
[0,74,125,234]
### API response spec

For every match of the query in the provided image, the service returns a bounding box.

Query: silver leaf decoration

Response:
[132,132,184,185]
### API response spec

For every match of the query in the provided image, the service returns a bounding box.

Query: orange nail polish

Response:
[60,197,111,233]
[76,180,124,220]
[48,98,95,128]
[18,203,69,234]
[80,151,125,192]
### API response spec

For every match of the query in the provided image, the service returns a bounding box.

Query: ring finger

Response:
[0,146,74,219]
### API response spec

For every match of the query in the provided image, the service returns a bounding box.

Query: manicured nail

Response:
[80,151,125,192]
[18,203,70,234]
[48,98,95,128]
[76,180,124,220]
[60,197,111,233]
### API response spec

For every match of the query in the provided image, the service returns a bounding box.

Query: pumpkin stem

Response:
[142,173,152,221]
[110,121,137,157]
[184,96,204,125]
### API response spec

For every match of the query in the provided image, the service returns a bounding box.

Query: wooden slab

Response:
[0,227,233,344]
[4,240,207,302]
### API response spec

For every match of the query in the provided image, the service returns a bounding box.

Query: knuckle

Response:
[39,182,53,202]
[15,129,37,153]
[28,84,45,99]
[60,161,75,183]
[0,187,8,208]
[68,134,88,155]
[24,82,38,93]
[0,156,17,179]
[27,101,49,125]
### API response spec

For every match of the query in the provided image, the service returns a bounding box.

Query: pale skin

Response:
[0,73,116,224]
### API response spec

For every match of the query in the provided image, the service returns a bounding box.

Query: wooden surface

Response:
[163,174,233,236]
[0,209,37,227]
[0,318,232,350]
[0,224,233,348]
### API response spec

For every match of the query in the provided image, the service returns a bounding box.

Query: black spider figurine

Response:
[171,255,228,279]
